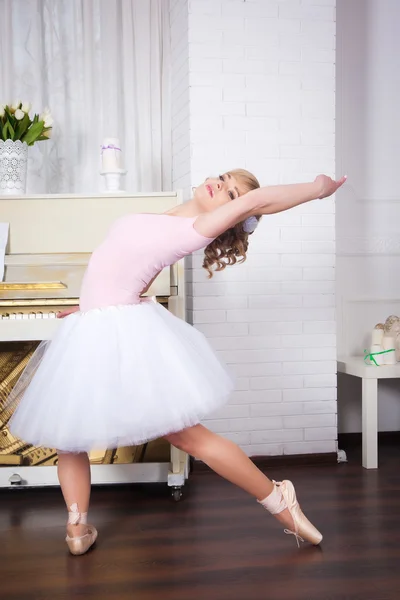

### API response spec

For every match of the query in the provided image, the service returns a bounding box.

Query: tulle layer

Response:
[8,302,234,452]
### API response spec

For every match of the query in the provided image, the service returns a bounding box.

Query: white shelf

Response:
[338,356,400,379]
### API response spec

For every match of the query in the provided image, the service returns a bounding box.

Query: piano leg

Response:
[168,444,187,501]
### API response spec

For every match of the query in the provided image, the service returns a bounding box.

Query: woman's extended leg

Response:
[166,425,322,545]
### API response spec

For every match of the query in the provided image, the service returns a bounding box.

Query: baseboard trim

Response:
[193,452,337,472]
[338,431,400,448]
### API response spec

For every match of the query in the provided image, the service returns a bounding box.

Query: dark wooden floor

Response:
[1,444,400,600]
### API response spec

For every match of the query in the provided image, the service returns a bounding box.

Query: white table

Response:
[337,357,400,469]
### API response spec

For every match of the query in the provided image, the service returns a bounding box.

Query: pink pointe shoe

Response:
[65,503,98,556]
[276,480,323,547]
[66,524,98,556]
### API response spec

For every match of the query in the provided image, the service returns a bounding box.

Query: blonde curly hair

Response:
[202,168,261,278]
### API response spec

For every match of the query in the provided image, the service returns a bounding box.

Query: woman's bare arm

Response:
[194,174,346,239]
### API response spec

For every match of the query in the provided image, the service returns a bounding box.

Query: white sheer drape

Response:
[0,0,171,193]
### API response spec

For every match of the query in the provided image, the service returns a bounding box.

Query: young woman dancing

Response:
[8,169,346,555]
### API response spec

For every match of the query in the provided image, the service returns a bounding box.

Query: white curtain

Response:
[0,0,171,193]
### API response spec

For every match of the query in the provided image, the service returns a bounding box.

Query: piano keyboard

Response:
[1,312,58,320]
[0,305,74,341]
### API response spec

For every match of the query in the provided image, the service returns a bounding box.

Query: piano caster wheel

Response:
[171,487,182,502]
[9,474,23,486]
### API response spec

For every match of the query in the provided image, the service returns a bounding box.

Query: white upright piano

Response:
[0,192,188,500]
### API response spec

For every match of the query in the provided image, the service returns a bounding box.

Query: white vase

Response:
[0,140,28,195]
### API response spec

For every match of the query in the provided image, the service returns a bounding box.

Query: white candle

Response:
[382,336,397,364]
[396,337,400,362]
[371,328,384,345]
[370,344,384,366]
[384,350,397,365]
[382,335,395,350]
[101,138,122,172]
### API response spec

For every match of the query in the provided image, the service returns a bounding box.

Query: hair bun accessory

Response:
[243,215,258,233]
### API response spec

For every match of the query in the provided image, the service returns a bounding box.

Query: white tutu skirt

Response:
[8,302,234,452]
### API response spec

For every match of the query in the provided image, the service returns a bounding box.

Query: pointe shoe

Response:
[275,480,323,547]
[66,524,98,556]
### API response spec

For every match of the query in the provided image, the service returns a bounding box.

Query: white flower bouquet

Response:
[0,101,53,145]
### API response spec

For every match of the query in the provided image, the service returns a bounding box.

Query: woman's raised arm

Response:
[194,174,346,239]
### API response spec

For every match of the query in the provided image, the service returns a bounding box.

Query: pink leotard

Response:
[79,214,213,311]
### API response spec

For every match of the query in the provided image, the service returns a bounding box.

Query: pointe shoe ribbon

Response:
[68,502,81,525]
[284,528,305,548]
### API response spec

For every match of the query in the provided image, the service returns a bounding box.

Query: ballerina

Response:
[7,169,346,554]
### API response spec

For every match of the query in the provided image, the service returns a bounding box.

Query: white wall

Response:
[171,0,337,456]
[336,0,400,433]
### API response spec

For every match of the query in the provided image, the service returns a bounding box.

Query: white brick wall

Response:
[170,0,337,457]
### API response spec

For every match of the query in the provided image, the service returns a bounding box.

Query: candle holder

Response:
[100,169,127,192]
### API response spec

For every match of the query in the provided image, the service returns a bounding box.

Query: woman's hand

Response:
[315,174,347,199]
[57,306,79,319]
